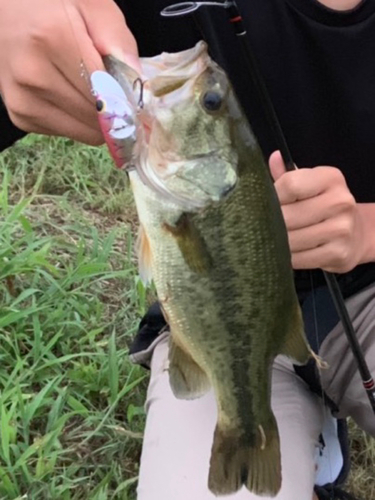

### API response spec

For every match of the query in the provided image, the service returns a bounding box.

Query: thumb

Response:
[269,150,287,182]
[79,0,141,73]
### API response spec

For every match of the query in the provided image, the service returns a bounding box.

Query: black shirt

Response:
[2,0,375,298]
[111,0,375,299]
[121,0,375,200]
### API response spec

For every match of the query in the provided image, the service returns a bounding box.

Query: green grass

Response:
[0,136,149,499]
[348,422,375,499]
[0,135,373,499]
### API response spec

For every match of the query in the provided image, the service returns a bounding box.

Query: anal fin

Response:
[168,335,210,400]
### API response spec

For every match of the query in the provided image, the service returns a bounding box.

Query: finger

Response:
[269,150,287,181]
[15,56,99,131]
[9,5,102,132]
[14,2,99,107]
[48,4,104,101]
[30,122,103,145]
[36,119,103,145]
[275,167,344,205]
[288,214,354,254]
[9,97,103,145]
[281,189,355,231]
[79,0,141,72]
[291,243,354,273]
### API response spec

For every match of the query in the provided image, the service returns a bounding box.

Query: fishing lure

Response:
[90,70,137,170]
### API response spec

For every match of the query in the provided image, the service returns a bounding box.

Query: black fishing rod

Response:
[161,1,375,413]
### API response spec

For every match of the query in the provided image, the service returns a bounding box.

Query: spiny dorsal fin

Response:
[136,225,153,286]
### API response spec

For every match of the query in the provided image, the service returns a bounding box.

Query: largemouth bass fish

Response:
[91,41,312,497]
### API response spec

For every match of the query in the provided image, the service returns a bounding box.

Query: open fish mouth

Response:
[172,169,237,201]
[187,150,222,160]
[149,152,238,210]
[141,168,237,211]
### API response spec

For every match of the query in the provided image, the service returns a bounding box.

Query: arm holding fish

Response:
[0,0,139,145]
[269,150,375,273]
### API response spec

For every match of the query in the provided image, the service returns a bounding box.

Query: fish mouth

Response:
[175,173,237,199]
[220,182,237,198]
[135,154,237,211]
[161,155,238,207]
[187,151,221,161]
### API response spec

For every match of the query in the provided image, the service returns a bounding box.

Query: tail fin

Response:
[208,415,281,497]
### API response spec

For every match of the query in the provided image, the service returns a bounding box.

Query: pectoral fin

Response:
[163,214,212,274]
[280,302,311,365]
[168,335,210,400]
[136,225,153,286]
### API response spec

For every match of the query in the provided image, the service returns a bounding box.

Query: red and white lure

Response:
[90,70,137,170]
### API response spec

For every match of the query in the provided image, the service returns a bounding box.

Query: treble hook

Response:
[161,1,234,17]
[133,78,145,110]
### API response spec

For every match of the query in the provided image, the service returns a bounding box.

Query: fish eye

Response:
[202,91,223,112]
[96,99,106,113]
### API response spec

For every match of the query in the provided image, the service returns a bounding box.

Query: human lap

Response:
[137,337,324,500]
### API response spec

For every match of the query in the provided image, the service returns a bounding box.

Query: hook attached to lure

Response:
[133,78,145,110]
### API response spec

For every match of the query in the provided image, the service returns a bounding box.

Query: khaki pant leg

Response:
[137,336,324,500]
[320,282,375,436]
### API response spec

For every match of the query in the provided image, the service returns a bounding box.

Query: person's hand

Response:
[269,151,375,273]
[0,0,140,145]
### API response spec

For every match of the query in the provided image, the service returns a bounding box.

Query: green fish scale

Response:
[135,145,299,438]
